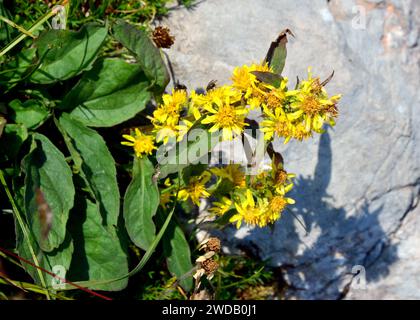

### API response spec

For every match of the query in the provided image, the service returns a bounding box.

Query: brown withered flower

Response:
[152,26,175,49]
[201,258,219,275]
[205,237,221,253]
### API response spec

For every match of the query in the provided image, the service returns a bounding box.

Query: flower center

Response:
[216,105,236,127]
[242,206,261,225]
[301,96,324,115]
[134,136,155,155]
[265,91,284,109]
[269,196,287,213]
[274,120,291,137]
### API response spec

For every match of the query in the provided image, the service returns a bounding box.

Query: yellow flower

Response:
[261,78,288,110]
[292,122,312,141]
[149,89,189,144]
[169,89,188,106]
[160,192,172,209]
[251,163,295,198]
[231,63,271,97]
[152,105,178,124]
[201,90,248,141]
[178,172,211,206]
[153,117,179,144]
[288,68,340,133]
[209,197,233,216]
[231,65,254,94]
[248,95,264,109]
[231,190,295,228]
[188,91,203,120]
[231,63,277,110]
[272,168,295,195]
[210,164,246,188]
[156,89,188,123]
[192,86,241,107]
[121,128,156,158]
[231,190,266,228]
[261,107,294,143]
[264,195,295,224]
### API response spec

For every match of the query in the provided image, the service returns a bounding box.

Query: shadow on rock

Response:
[228,129,399,299]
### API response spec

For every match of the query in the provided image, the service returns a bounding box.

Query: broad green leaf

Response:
[123,156,159,250]
[8,99,49,129]
[23,133,75,252]
[59,114,120,227]
[67,197,128,291]
[0,48,36,85]
[15,220,74,286]
[62,195,177,290]
[0,124,28,162]
[61,58,152,127]
[29,23,107,84]
[158,212,193,291]
[112,19,169,89]
[264,29,293,75]
[158,128,220,179]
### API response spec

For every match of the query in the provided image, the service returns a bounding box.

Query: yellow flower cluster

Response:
[121,63,340,157]
[158,163,295,228]
[210,163,295,228]
[231,64,341,143]
[120,61,341,228]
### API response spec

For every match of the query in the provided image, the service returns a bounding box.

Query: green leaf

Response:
[250,71,283,87]
[158,128,220,179]
[264,29,293,75]
[62,195,178,290]
[29,23,107,84]
[61,58,152,127]
[58,113,120,227]
[8,99,49,129]
[158,212,193,291]
[112,20,169,90]
[123,156,159,250]
[67,197,128,291]
[0,124,28,162]
[22,133,75,252]
[15,219,74,286]
[0,48,37,85]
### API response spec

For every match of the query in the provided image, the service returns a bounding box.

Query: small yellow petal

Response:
[122,134,136,142]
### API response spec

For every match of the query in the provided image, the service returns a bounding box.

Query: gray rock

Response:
[162,0,420,299]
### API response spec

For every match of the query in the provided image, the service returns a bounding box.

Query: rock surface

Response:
[162,0,420,299]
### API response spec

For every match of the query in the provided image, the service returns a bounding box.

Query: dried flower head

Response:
[205,237,221,253]
[152,26,175,49]
[201,258,219,275]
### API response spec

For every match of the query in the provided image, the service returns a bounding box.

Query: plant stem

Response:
[0,15,35,38]
[0,278,72,300]
[0,251,24,270]
[219,266,265,289]
[0,170,50,300]
[0,0,68,57]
